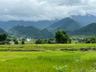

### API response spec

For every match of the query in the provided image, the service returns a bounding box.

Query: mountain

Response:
[0,28,6,34]
[39,29,54,39]
[9,25,40,38]
[9,25,53,39]
[31,20,55,29]
[71,23,96,35]
[0,20,55,31]
[71,14,96,26]
[47,17,81,33]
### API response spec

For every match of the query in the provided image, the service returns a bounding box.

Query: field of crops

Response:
[0,44,96,72]
[0,44,96,51]
[0,51,96,72]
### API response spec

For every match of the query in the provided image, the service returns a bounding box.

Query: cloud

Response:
[0,0,96,21]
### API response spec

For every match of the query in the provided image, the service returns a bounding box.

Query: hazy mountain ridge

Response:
[0,28,6,34]
[0,15,96,38]
[71,14,96,26]
[71,23,96,35]
[9,25,40,38]
[0,20,55,31]
[47,17,81,33]
[9,25,53,39]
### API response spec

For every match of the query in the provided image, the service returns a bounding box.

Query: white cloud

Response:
[0,0,96,21]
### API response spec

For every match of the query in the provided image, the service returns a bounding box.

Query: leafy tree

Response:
[0,34,7,41]
[55,31,71,43]
[21,39,25,44]
[0,34,10,44]
[13,39,19,44]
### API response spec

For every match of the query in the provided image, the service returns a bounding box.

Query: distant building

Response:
[26,38,31,42]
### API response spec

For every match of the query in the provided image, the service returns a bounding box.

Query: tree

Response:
[13,39,19,44]
[55,31,71,43]
[0,34,7,41]
[21,39,25,44]
[0,34,10,44]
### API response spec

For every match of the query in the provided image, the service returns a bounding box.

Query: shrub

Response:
[21,39,25,44]
[55,31,71,44]
[13,39,19,44]
[35,39,48,44]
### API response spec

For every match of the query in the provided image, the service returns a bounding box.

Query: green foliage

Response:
[13,39,19,44]
[0,34,10,44]
[48,39,55,44]
[0,34,7,41]
[35,39,48,44]
[21,39,25,44]
[55,31,71,43]
[80,37,96,43]
[35,38,55,44]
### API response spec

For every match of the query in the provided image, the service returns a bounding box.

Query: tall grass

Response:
[0,44,96,51]
[0,51,95,72]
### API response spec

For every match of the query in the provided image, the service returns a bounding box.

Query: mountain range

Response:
[8,17,81,38]
[71,23,96,35]
[71,14,96,26]
[0,14,96,38]
[0,20,55,31]
[9,25,54,39]
[47,17,81,33]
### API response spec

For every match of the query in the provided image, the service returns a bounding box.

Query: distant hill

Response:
[71,14,96,26]
[71,23,96,35]
[0,28,6,34]
[9,25,53,39]
[39,29,54,39]
[9,25,40,38]
[0,20,55,31]
[47,17,81,33]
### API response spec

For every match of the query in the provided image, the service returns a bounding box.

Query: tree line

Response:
[0,30,96,45]
[35,31,71,44]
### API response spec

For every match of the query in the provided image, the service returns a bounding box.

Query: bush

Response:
[55,31,71,44]
[21,39,25,44]
[35,39,48,44]
[48,39,55,44]
[0,34,7,41]
[81,37,96,43]
[13,39,19,44]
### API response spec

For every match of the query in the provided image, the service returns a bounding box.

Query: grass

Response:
[0,51,96,72]
[0,43,96,51]
[0,44,95,72]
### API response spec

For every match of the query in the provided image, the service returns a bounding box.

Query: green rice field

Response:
[0,44,96,51]
[0,51,96,72]
[0,44,96,72]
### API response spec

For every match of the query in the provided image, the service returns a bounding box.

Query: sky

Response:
[0,0,96,21]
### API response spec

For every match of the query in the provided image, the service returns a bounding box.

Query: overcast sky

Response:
[0,0,96,21]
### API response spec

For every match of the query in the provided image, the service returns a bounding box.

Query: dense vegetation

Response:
[55,31,71,43]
